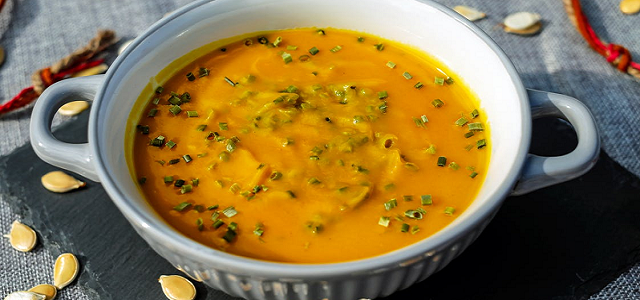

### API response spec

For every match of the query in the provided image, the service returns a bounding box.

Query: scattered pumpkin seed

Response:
[4,221,37,252]
[70,64,108,78]
[28,284,57,300]
[57,101,90,116]
[158,275,196,300]
[3,291,46,300]
[453,5,486,21]
[41,171,86,193]
[53,253,79,289]
[503,12,542,35]
[620,0,640,14]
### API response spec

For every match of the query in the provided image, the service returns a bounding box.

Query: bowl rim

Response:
[91,0,531,278]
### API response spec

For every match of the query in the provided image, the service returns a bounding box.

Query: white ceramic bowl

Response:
[30,0,600,299]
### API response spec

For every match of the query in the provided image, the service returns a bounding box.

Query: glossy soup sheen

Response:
[130,28,489,263]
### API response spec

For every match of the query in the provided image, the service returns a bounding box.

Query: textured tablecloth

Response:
[1,0,639,299]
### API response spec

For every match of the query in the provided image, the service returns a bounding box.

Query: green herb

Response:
[437,156,447,167]
[270,171,283,181]
[470,172,478,178]
[309,155,320,161]
[405,162,419,171]
[401,223,410,233]
[168,159,181,165]
[299,55,311,62]
[330,45,342,53]
[196,124,207,132]
[208,205,219,211]
[174,179,185,187]
[223,227,237,243]
[414,82,424,89]
[378,91,388,100]
[156,160,166,166]
[192,178,199,186]
[169,105,181,115]
[229,183,240,193]
[413,117,426,128]
[253,223,265,237]
[468,123,484,131]
[444,207,455,215]
[197,153,207,158]
[166,140,176,149]
[182,154,192,163]
[282,52,293,64]
[355,165,369,174]
[136,125,150,135]
[286,190,296,198]
[150,135,165,147]
[187,111,198,118]
[218,122,228,131]
[224,77,236,87]
[181,92,191,102]
[311,146,323,155]
[286,45,298,51]
[222,206,238,218]
[212,219,224,229]
[378,102,388,113]
[180,184,192,194]
[432,99,444,108]
[173,202,191,212]
[465,144,474,151]
[138,177,146,185]
[404,209,423,220]
[219,151,230,162]
[421,195,432,205]
[147,108,158,117]
[195,218,204,231]
[186,72,196,81]
[317,29,326,35]
[307,177,321,185]
[464,132,475,138]
[403,195,413,202]
[198,67,209,77]
[477,139,487,149]
[378,216,391,227]
[226,140,237,153]
[386,61,396,69]
[445,77,455,84]
[282,137,294,146]
[152,98,160,105]
[411,225,420,234]
[402,72,413,80]
[309,47,319,55]
[375,43,385,51]
[193,205,205,213]
[449,162,460,170]
[434,76,445,85]
[384,199,398,211]
[155,86,164,94]
[272,36,283,47]
[425,144,437,154]
[257,36,268,44]
[455,117,468,127]
[357,36,365,42]
[384,183,396,191]
[471,109,479,119]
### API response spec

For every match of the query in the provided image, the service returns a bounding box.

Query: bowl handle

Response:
[511,89,600,196]
[29,75,104,182]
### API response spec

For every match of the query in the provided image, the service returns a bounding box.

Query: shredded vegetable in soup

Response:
[128,28,489,263]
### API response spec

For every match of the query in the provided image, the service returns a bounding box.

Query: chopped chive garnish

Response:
[257,36,268,44]
[404,209,423,220]
[169,105,181,115]
[282,52,293,64]
[229,183,240,193]
[470,172,478,178]
[194,205,205,213]
[405,162,419,171]
[224,77,236,87]
[150,135,165,147]
[138,177,146,184]
[432,99,444,108]
[196,218,204,231]
[152,98,160,105]
[375,43,385,51]
[182,154,192,163]
[455,117,468,126]
[166,140,176,149]
[286,190,296,198]
[420,115,429,124]
[378,102,388,114]
[136,125,150,135]
[401,223,410,233]
[378,91,388,99]
[414,82,424,89]
[330,45,342,53]
[449,162,460,170]
[282,137,294,146]
[386,61,396,68]
[309,155,320,161]
[218,122,228,130]
[254,223,265,237]
[317,29,326,35]
[147,108,158,117]
[222,206,238,218]
[357,37,365,42]
[477,139,487,149]
[187,111,198,118]
[384,183,396,191]
[425,144,437,154]
[272,36,283,47]
[413,117,426,128]
[468,123,484,131]
[209,206,219,212]
[181,92,191,102]
[252,185,262,193]
[471,109,479,119]
[219,151,230,162]
[286,45,298,51]
[464,132,475,138]
[168,159,181,165]
[196,124,207,132]
[434,77,445,85]
[226,140,237,153]
[403,195,413,202]
[198,67,209,77]
[174,179,185,187]
[299,55,310,62]
[337,186,349,193]
[223,228,237,243]
[308,177,321,185]
[465,144,474,151]
[155,86,164,94]
[186,72,196,81]
[156,160,166,166]
[309,47,319,55]
[444,207,456,215]
[173,202,191,212]
[192,178,200,186]
[466,166,476,171]
[311,146,323,155]
[212,219,224,229]
[355,165,369,174]
[402,72,413,80]
[180,184,192,194]
[384,199,398,211]
[421,195,432,205]
[270,171,283,181]
[437,156,447,167]
[411,226,420,234]
[378,216,391,227]
[168,95,182,106]
[445,77,455,84]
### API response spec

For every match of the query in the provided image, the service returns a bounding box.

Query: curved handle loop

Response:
[511,89,600,195]
[29,75,105,182]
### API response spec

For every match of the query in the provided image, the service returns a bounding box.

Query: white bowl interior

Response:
[94,0,526,267]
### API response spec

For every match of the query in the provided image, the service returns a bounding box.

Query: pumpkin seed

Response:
[504,12,541,30]
[4,220,37,252]
[57,101,90,116]
[53,253,79,289]
[41,171,86,193]
[453,6,486,21]
[620,0,640,14]
[3,291,46,300]
[28,285,57,300]
[70,64,108,78]
[158,275,196,300]
[503,21,542,36]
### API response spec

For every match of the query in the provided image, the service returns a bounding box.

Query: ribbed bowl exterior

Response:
[134,211,495,300]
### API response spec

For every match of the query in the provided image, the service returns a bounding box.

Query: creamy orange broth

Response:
[129,28,489,263]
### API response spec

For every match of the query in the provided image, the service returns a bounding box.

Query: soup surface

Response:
[129,28,489,263]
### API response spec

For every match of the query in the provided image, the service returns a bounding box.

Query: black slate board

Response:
[2,113,640,300]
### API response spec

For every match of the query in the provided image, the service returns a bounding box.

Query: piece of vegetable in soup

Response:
[129,28,489,263]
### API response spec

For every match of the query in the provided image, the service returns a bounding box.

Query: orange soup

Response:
[129,28,489,263]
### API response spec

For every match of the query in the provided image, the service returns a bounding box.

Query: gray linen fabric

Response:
[0,0,638,299]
